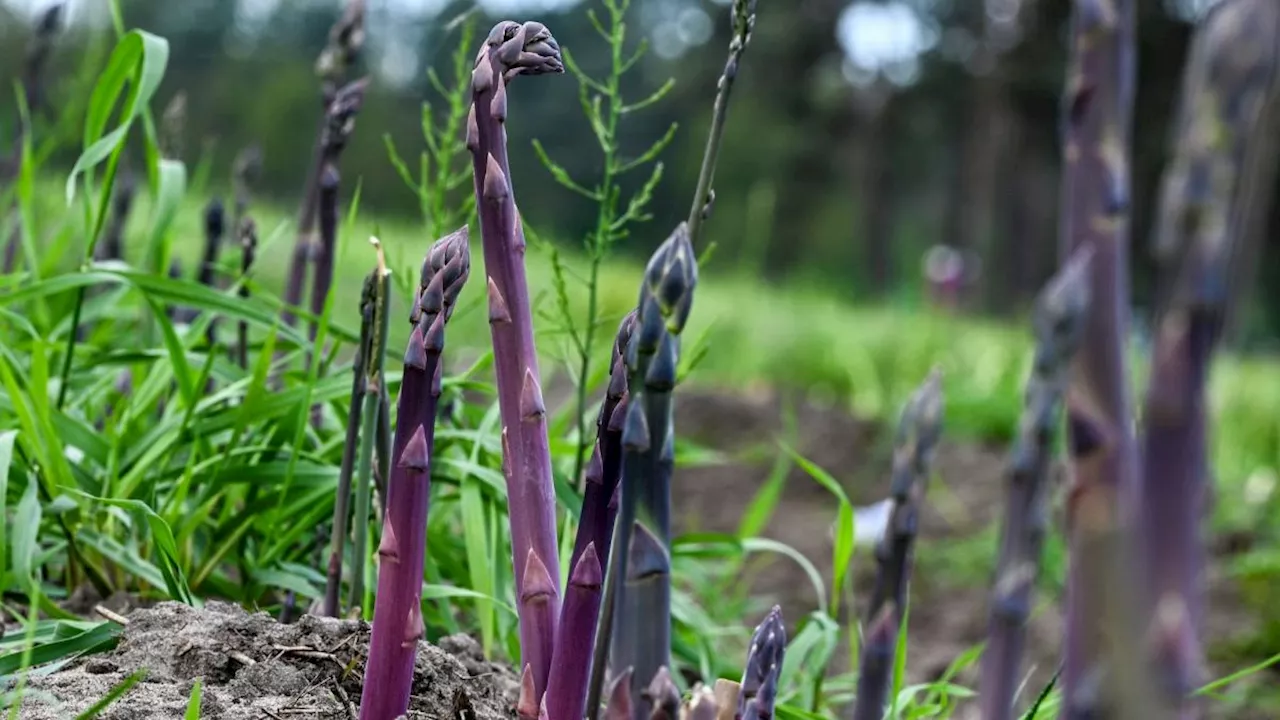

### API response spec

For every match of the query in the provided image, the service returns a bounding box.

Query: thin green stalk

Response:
[322,270,376,617]
[686,0,757,247]
[349,240,391,616]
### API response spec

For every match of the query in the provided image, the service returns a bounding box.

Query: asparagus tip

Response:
[604,667,635,720]
[520,548,557,604]
[643,666,681,720]
[645,223,698,335]
[517,664,538,720]
[626,523,670,580]
[571,541,604,589]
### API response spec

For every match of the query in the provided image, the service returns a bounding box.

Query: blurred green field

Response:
[80,181,1279,540]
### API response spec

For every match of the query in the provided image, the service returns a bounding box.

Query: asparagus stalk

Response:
[199,198,226,346]
[231,145,262,257]
[467,19,564,701]
[351,243,393,615]
[738,605,786,720]
[853,372,944,720]
[686,0,757,246]
[1057,1,1143,712]
[282,76,369,330]
[545,542,604,720]
[979,250,1092,720]
[596,225,696,720]
[359,230,469,720]
[566,312,635,617]
[307,164,341,428]
[1138,2,1280,713]
[237,218,257,370]
[322,269,376,618]
[283,0,365,327]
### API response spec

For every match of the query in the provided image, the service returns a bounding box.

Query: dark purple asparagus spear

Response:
[358,231,470,720]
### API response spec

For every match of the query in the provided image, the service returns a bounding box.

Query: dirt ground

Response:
[672,387,1273,718]
[22,601,519,719]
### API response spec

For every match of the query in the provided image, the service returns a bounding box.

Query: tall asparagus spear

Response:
[1138,2,1280,715]
[1056,0,1144,714]
[359,230,469,720]
[282,0,365,326]
[980,250,1091,720]
[237,218,258,370]
[604,225,697,720]
[467,19,564,702]
[199,198,226,347]
[852,372,944,720]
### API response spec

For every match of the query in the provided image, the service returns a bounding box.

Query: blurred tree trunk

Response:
[851,85,895,295]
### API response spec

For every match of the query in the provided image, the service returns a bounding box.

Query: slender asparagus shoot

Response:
[322,269,376,618]
[1139,2,1280,713]
[307,164,341,428]
[853,372,944,720]
[467,19,564,701]
[282,76,369,330]
[979,249,1091,720]
[348,245,388,616]
[546,542,604,720]
[237,218,257,369]
[1057,0,1143,712]
[568,312,635,581]
[199,198,226,347]
[231,145,262,260]
[738,605,786,720]
[359,231,469,720]
[686,0,757,247]
[283,0,365,326]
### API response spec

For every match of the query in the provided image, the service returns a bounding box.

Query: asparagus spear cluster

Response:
[971,3,1280,718]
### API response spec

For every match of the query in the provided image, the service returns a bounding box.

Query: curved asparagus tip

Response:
[36,2,65,34]
[476,20,564,80]
[643,667,680,720]
[738,606,786,720]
